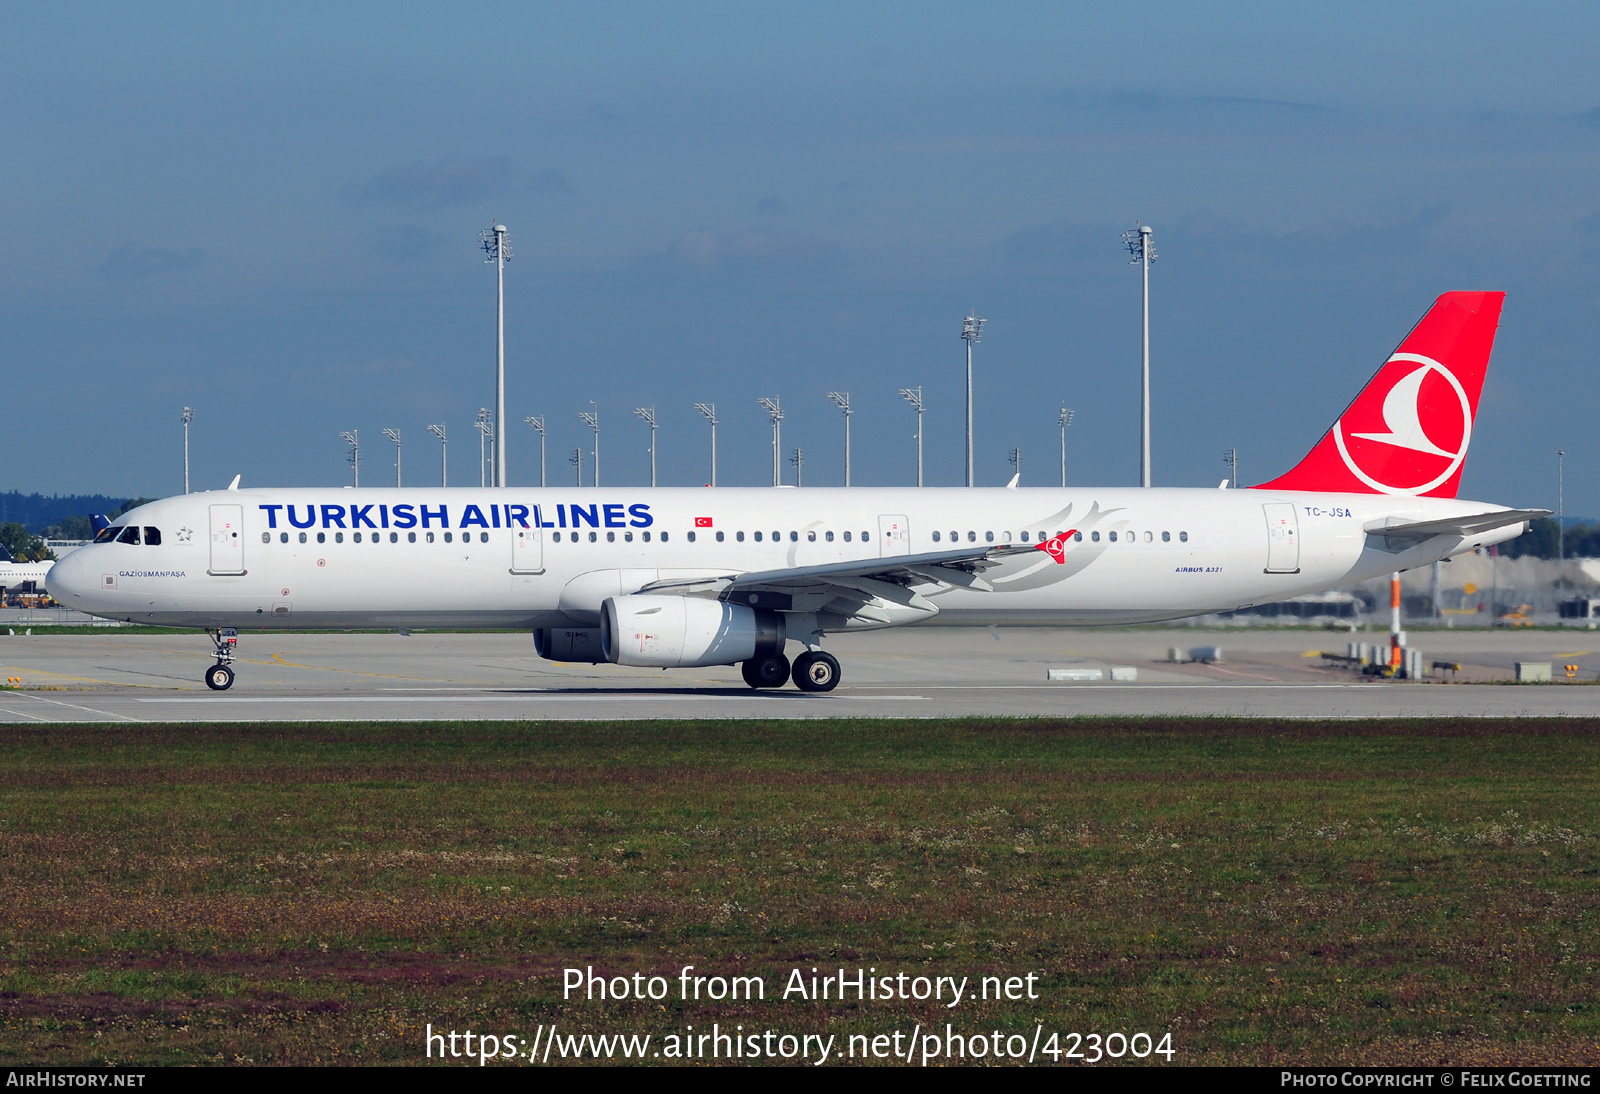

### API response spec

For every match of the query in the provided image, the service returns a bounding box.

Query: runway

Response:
[1,625,1598,722]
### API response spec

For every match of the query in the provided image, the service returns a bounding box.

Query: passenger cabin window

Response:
[985,531,994,543]
[607,531,615,542]
[967,531,976,542]
[1020,531,1029,542]
[588,532,597,542]
[932,531,941,542]
[1144,531,1153,542]
[1073,532,1083,542]
[353,532,362,543]
[790,531,799,542]
[843,531,851,542]
[737,531,746,542]
[825,531,834,542]
[1179,531,1188,542]
[335,532,344,543]
[687,531,696,542]
[660,531,668,542]
[753,531,762,542]
[773,531,781,541]
[1091,531,1100,542]
[716,531,725,542]
[1108,531,1117,542]
[117,526,140,545]
[480,532,489,543]
[1162,531,1170,542]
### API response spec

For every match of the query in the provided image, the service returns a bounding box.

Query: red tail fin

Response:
[1253,291,1504,498]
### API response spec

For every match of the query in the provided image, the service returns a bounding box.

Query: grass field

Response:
[0,718,1595,1067]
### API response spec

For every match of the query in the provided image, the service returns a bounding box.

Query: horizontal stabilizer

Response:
[1364,508,1549,541]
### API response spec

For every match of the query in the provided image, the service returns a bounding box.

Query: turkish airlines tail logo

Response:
[1253,291,1504,498]
[1036,531,1078,563]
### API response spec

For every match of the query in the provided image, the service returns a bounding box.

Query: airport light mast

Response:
[181,406,193,494]
[634,406,657,487]
[475,408,492,488]
[340,430,360,487]
[570,447,583,486]
[694,403,718,486]
[427,424,447,486]
[758,397,784,486]
[825,391,851,486]
[790,447,804,487]
[1008,447,1021,483]
[1123,223,1155,487]
[579,404,600,487]
[382,429,402,487]
[1223,447,1238,489]
[1558,447,1566,564]
[961,312,985,487]
[525,416,546,488]
[481,222,511,487]
[1058,407,1074,487]
[898,386,924,487]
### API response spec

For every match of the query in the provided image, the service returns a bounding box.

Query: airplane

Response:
[0,546,54,593]
[46,291,1544,693]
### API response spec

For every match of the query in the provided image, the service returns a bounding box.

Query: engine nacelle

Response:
[600,594,784,668]
[533,626,605,663]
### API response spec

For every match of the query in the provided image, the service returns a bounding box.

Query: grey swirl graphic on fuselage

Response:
[987,501,1124,592]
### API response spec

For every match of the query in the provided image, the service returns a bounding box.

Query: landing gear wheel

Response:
[792,651,841,692]
[205,664,235,691]
[741,653,791,689]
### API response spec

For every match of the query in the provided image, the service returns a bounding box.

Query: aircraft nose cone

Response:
[44,549,86,603]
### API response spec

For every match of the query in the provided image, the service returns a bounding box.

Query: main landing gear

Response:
[739,649,842,692]
[205,628,238,691]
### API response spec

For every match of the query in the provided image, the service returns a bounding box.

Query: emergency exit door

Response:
[511,526,544,574]
[1262,503,1300,574]
[208,504,246,575]
[878,514,910,557]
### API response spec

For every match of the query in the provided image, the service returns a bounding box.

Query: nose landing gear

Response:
[204,628,238,691]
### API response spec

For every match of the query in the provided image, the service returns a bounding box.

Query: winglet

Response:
[227,475,241,491]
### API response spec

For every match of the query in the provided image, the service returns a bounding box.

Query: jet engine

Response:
[600,594,784,668]
[533,626,606,664]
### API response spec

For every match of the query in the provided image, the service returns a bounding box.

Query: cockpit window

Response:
[116,526,141,545]
[143,527,162,546]
[95,526,122,544]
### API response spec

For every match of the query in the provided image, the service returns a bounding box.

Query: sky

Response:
[4,2,1600,512]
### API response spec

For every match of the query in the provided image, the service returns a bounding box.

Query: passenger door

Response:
[1262,503,1300,574]
[208,504,246,575]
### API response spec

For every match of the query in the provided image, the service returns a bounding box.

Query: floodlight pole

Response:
[961,312,985,487]
[181,407,193,494]
[1124,223,1155,487]
[475,408,492,488]
[340,430,360,488]
[382,428,402,487]
[1008,447,1021,483]
[634,407,657,487]
[481,222,511,487]
[758,397,784,486]
[694,403,718,486]
[898,387,924,487]
[790,447,804,487]
[825,392,851,486]
[570,447,583,486]
[427,424,447,486]
[525,416,546,487]
[1223,447,1238,489]
[1558,447,1565,564]
[1058,407,1074,488]
[579,404,600,487]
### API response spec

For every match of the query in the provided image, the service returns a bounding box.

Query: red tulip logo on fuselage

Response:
[1037,531,1077,563]
[1332,353,1473,495]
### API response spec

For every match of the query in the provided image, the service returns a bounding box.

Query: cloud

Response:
[98,244,206,280]
[663,229,842,274]
[372,225,440,264]
[342,155,512,209]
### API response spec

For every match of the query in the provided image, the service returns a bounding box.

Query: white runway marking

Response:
[134,693,932,704]
[20,692,136,721]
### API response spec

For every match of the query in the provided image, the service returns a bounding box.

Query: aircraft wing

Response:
[639,543,1038,620]
[1364,508,1550,542]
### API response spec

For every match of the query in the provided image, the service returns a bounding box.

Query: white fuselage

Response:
[0,560,53,589]
[45,486,1525,632]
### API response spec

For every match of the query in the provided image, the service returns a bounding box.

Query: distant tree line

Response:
[0,492,149,534]
[1500,517,1600,560]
